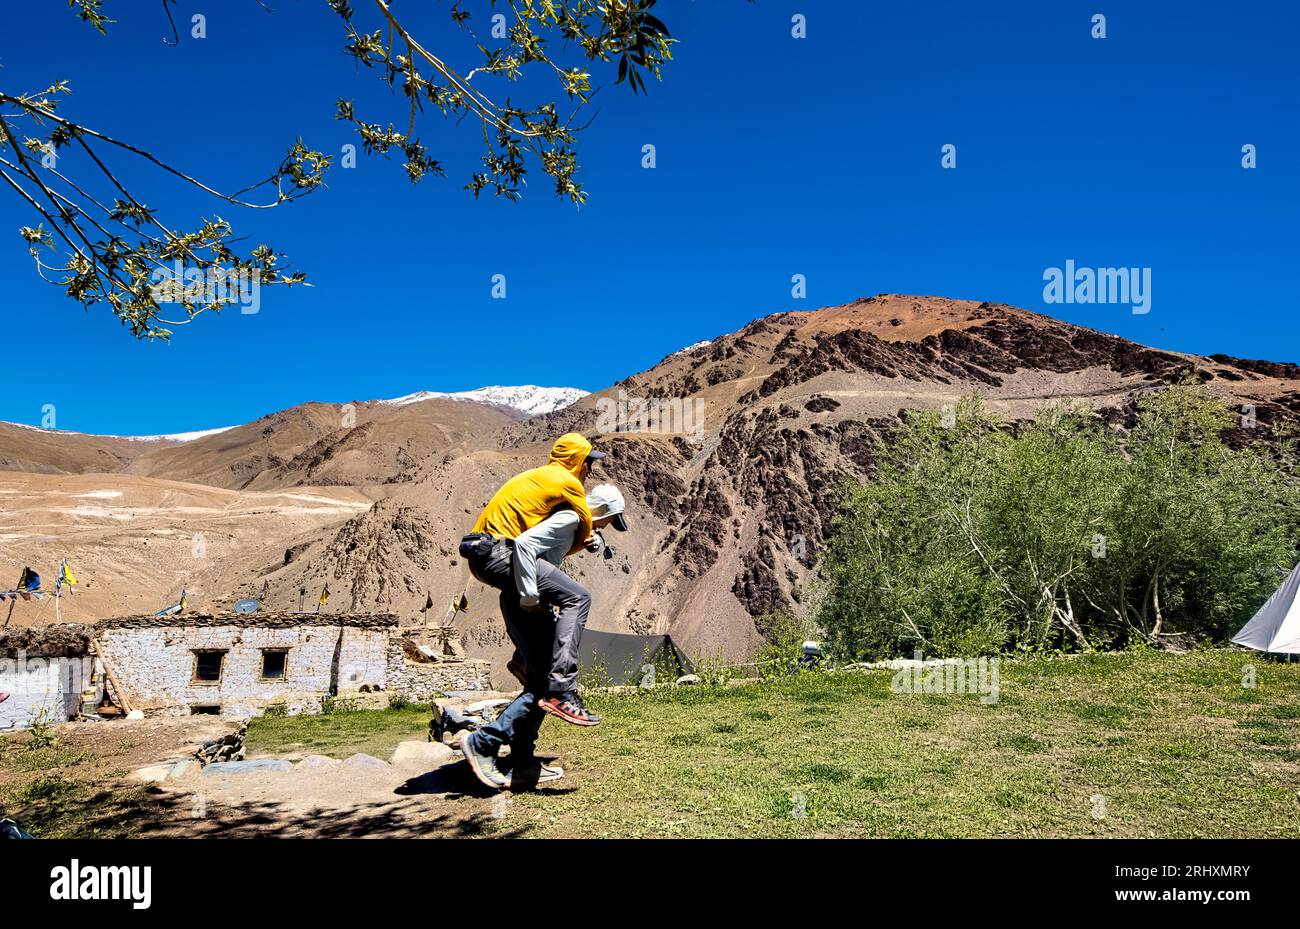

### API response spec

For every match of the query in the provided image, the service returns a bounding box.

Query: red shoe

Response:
[538,692,601,727]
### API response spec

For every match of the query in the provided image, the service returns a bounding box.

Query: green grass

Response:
[245,703,433,760]
[0,742,94,773]
[498,649,1300,838]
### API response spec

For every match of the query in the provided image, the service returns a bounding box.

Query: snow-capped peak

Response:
[671,339,714,357]
[379,385,587,417]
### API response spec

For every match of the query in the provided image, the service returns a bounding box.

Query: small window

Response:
[191,704,221,715]
[261,649,288,680]
[193,650,226,683]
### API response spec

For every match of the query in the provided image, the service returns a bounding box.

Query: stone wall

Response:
[0,656,85,732]
[385,636,491,702]
[0,624,90,731]
[95,612,396,718]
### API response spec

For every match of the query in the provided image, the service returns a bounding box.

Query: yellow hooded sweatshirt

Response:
[472,433,595,556]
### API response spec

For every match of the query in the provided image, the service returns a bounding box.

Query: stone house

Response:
[93,611,490,719]
[0,613,491,729]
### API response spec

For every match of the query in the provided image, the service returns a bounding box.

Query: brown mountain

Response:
[126,397,521,490]
[0,421,163,476]
[4,295,1298,677]
[0,397,521,491]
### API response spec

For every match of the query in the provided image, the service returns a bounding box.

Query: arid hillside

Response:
[0,397,521,492]
[0,472,377,624]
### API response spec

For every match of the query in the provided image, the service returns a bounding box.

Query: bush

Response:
[320,695,362,715]
[577,654,615,690]
[754,608,817,679]
[817,385,1300,659]
[681,650,742,687]
[26,708,59,751]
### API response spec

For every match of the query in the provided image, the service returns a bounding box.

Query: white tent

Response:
[1232,564,1300,655]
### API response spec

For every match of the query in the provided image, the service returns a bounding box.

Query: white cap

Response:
[587,484,628,531]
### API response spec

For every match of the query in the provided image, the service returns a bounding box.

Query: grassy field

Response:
[5,648,1297,837]
[499,649,1300,837]
[244,703,433,761]
[244,648,1300,838]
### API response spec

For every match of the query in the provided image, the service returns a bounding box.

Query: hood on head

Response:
[549,433,593,477]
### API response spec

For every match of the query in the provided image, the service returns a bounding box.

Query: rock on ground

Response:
[390,740,456,769]
[169,759,201,779]
[131,763,174,784]
[203,759,292,776]
[341,753,390,770]
[295,754,341,771]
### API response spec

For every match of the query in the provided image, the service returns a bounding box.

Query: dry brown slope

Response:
[238,398,521,491]
[0,422,171,476]
[111,397,520,491]
[0,472,377,627]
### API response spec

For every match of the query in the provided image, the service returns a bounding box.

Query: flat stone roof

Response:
[94,611,400,631]
[0,623,91,658]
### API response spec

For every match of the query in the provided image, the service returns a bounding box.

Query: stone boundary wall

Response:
[385,636,491,701]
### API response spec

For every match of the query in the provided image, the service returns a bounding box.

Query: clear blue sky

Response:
[1,0,1296,435]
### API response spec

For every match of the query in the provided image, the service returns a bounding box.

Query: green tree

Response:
[817,386,1300,659]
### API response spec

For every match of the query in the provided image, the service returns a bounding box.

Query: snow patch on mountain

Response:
[131,426,238,443]
[0,422,237,443]
[379,385,587,416]
[671,339,714,357]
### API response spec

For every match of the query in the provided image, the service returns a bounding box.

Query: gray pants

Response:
[471,541,591,696]
[467,540,591,759]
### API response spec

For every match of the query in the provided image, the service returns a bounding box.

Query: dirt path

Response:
[145,758,536,838]
[1,715,549,838]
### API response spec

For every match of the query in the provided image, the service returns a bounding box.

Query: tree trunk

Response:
[1057,584,1092,652]
[1150,571,1165,640]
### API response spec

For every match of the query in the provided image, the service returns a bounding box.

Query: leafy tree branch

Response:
[3,0,678,339]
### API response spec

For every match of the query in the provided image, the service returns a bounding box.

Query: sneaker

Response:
[538,692,601,727]
[459,731,508,790]
[507,761,565,790]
